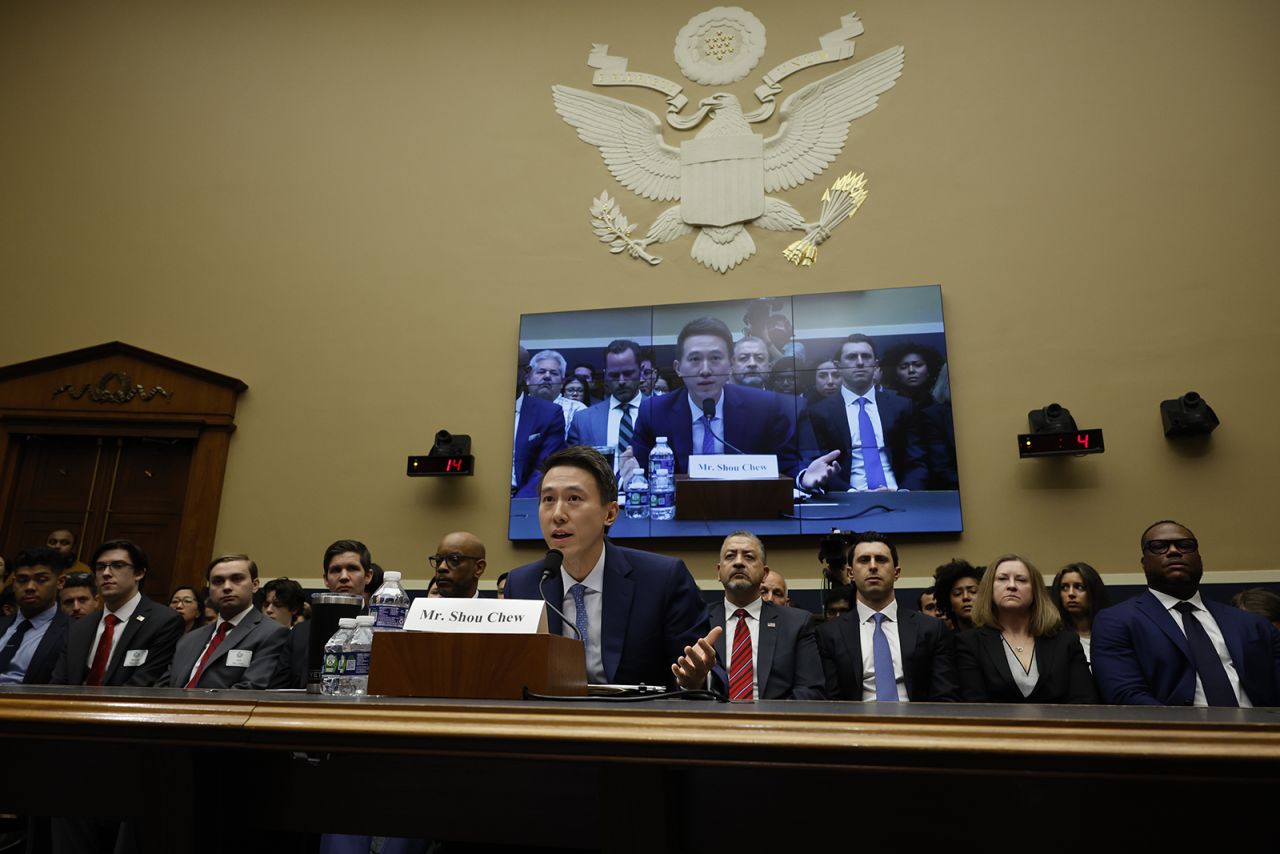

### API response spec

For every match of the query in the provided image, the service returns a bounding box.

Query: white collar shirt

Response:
[687,392,725,455]
[1148,587,1252,708]
[840,385,899,491]
[561,548,607,684]
[855,598,907,701]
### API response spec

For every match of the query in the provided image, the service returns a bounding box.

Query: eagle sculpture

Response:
[552,45,904,272]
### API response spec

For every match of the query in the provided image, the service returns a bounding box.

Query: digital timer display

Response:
[1017,429,1104,458]
[406,455,475,476]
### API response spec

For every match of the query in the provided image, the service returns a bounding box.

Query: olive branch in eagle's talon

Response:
[590,192,662,265]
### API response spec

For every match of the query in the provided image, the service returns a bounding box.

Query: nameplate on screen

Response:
[403,598,548,634]
[687,454,779,479]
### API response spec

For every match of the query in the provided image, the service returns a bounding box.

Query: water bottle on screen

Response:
[649,437,676,521]
[342,615,376,696]
[322,618,357,697]
[370,570,411,630]
[624,469,649,519]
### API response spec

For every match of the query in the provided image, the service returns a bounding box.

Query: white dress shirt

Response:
[722,596,763,699]
[840,385,899,491]
[87,591,143,670]
[561,548,607,684]
[688,392,724,455]
[606,394,643,449]
[1148,588,1253,707]
[856,598,907,701]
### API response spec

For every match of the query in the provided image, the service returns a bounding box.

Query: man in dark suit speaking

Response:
[1093,520,1280,706]
[513,345,566,498]
[167,553,291,689]
[708,531,824,700]
[626,316,837,489]
[801,334,927,491]
[0,547,70,685]
[504,445,720,687]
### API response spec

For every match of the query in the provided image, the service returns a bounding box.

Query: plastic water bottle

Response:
[649,437,676,520]
[322,618,356,697]
[624,470,650,519]
[370,570,411,630]
[341,615,376,696]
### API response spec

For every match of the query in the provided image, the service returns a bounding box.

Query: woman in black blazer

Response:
[955,554,1098,704]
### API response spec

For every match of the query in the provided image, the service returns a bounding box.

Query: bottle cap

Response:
[384,571,402,582]
[355,615,376,626]
[656,436,668,443]
[338,618,357,628]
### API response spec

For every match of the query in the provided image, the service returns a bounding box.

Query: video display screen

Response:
[510,285,961,540]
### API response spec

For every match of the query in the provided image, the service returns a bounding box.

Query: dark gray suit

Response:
[816,606,958,701]
[166,607,291,689]
[567,396,641,449]
[51,595,184,686]
[710,600,825,700]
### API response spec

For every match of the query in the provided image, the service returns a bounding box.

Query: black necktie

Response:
[617,403,633,454]
[1173,601,1238,707]
[0,619,34,674]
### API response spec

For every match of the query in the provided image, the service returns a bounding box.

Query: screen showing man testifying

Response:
[509,285,961,541]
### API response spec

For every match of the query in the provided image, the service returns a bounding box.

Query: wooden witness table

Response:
[1,686,1278,850]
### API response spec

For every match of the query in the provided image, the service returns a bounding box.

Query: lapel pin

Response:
[767,622,776,628]
[136,615,146,622]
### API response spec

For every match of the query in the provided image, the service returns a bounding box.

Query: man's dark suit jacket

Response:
[800,388,927,491]
[166,607,292,689]
[817,606,958,701]
[629,385,800,476]
[955,627,1098,704]
[710,600,824,700]
[505,541,711,687]
[51,595,184,686]
[1092,591,1280,706]
[513,394,565,498]
[0,608,69,685]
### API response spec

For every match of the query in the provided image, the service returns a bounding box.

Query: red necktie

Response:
[86,614,121,687]
[727,609,754,701]
[186,622,232,689]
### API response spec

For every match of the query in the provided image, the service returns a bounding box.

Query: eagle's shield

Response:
[679,135,765,227]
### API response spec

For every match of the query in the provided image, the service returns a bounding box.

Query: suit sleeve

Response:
[1061,633,1100,704]
[237,624,292,690]
[890,404,929,491]
[1090,609,1161,705]
[926,623,959,702]
[662,559,712,687]
[123,609,185,687]
[954,631,989,703]
[566,409,586,447]
[815,622,846,700]
[50,641,71,685]
[790,614,827,700]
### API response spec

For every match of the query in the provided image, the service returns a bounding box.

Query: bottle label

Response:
[323,652,340,676]
[352,651,371,677]
[371,604,408,629]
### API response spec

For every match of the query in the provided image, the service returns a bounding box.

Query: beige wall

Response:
[2,0,1278,588]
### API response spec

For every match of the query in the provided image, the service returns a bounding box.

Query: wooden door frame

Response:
[0,342,247,593]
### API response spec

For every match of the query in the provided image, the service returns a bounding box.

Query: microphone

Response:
[699,397,748,455]
[537,549,581,640]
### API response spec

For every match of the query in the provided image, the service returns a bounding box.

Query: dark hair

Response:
[562,376,591,406]
[496,572,510,584]
[723,530,767,564]
[90,540,150,587]
[206,553,259,581]
[48,527,77,546]
[931,559,983,620]
[13,547,64,573]
[1051,562,1111,625]
[540,445,618,504]
[1141,519,1194,548]
[676,316,734,361]
[369,563,385,595]
[767,356,799,393]
[838,333,878,361]
[850,532,898,567]
[824,585,854,607]
[881,342,943,388]
[917,587,936,610]
[262,577,305,618]
[604,338,643,365]
[62,571,97,594]
[170,585,201,604]
[323,540,372,572]
[1231,587,1280,623]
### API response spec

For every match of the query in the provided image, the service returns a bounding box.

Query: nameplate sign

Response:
[403,598,548,634]
[687,454,779,479]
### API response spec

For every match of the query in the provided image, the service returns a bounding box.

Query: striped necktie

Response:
[728,609,754,701]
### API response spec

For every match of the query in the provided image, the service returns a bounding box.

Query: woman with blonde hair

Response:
[955,554,1097,703]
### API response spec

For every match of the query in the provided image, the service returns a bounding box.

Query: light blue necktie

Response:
[872,612,898,701]
[856,397,888,489]
[569,583,590,652]
[700,414,716,454]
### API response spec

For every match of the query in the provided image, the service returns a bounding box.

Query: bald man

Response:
[760,568,790,607]
[430,531,487,599]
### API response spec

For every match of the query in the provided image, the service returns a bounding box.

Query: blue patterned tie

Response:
[872,612,898,701]
[857,397,888,489]
[0,619,33,674]
[617,404,633,454]
[569,583,590,651]
[700,414,716,454]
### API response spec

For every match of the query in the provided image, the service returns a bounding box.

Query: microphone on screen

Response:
[537,549,581,640]
[700,397,747,455]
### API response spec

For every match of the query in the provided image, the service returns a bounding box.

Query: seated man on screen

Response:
[626,316,837,488]
[528,348,586,440]
[567,338,645,464]
[711,531,824,700]
[504,446,721,688]
[731,336,771,389]
[800,333,928,492]
[513,346,566,498]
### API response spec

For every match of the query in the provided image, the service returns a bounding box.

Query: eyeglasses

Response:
[1143,538,1198,555]
[93,560,134,572]
[170,596,197,605]
[428,553,482,569]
